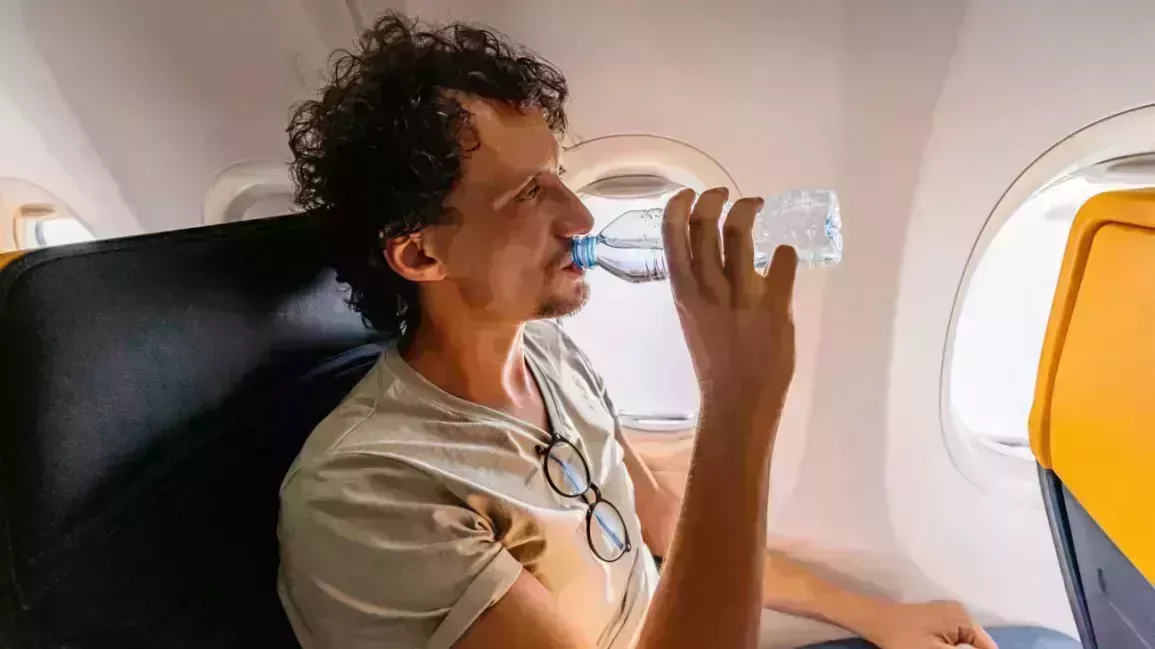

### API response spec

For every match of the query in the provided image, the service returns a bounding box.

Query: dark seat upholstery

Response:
[0,215,386,648]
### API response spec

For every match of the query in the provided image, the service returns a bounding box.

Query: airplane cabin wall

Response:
[25,0,342,234]
[0,2,138,241]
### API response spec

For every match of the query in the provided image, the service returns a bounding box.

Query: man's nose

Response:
[557,187,595,239]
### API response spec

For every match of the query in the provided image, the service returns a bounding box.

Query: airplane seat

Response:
[1031,189,1155,649]
[0,215,387,648]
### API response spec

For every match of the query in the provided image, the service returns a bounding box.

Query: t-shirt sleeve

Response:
[278,451,523,649]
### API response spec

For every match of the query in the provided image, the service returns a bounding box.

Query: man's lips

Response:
[555,251,577,270]
[556,254,584,276]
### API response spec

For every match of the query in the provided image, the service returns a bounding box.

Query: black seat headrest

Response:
[0,214,387,648]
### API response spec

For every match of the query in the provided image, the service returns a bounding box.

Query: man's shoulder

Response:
[279,406,451,519]
[280,358,451,486]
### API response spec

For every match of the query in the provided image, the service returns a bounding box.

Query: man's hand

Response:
[635,187,797,649]
[863,600,998,649]
[758,551,997,649]
[662,187,798,440]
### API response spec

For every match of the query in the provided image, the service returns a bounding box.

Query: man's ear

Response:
[384,232,447,282]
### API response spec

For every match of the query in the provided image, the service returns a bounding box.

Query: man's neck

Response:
[400,314,540,414]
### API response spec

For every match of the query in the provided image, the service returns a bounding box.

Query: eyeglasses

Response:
[537,434,632,562]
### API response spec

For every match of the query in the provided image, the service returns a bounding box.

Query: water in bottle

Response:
[570,189,842,283]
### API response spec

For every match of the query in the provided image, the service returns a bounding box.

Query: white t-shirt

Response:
[278,321,658,648]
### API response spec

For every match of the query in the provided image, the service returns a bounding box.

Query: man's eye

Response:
[517,181,543,202]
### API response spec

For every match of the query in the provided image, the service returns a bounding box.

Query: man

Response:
[278,13,996,649]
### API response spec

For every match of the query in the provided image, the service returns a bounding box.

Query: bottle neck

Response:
[572,236,599,270]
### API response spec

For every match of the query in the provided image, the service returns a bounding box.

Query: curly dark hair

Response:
[287,12,569,337]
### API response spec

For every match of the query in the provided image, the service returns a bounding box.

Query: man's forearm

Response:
[761,550,894,645]
[624,431,977,648]
[620,426,899,644]
[634,408,777,649]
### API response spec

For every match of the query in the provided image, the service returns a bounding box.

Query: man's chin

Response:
[536,281,590,319]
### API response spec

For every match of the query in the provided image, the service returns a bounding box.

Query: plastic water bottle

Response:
[570,189,842,283]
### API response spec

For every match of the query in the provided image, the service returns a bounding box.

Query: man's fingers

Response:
[661,188,697,294]
[761,245,798,310]
[688,187,728,294]
[722,197,762,302]
[969,625,999,649]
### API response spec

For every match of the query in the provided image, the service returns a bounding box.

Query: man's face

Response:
[422,97,594,322]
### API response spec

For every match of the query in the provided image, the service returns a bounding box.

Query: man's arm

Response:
[455,570,592,649]
[616,425,682,556]
[617,426,998,649]
[759,552,998,649]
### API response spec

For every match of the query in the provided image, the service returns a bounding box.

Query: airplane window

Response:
[1,184,96,252]
[560,189,700,423]
[224,187,298,222]
[948,156,1155,453]
[204,159,297,224]
[31,215,96,247]
[15,207,96,249]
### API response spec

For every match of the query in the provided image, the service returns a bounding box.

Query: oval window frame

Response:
[941,103,1155,498]
[563,134,740,196]
[203,159,297,225]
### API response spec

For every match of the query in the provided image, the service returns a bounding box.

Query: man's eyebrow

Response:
[492,163,562,208]
[492,173,538,209]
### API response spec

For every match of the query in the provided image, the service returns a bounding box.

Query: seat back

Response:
[0,215,386,648]
[1031,189,1155,649]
